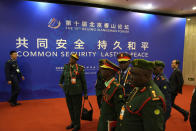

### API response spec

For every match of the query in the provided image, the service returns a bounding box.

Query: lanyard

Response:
[119,70,129,86]
[70,64,78,78]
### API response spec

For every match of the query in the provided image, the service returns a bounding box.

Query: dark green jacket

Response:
[98,78,125,131]
[95,70,105,96]
[116,67,133,95]
[116,80,166,131]
[59,64,87,95]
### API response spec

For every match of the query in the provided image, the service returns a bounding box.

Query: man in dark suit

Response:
[190,87,196,130]
[5,51,25,106]
[169,59,189,121]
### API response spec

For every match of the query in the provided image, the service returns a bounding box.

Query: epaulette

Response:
[78,65,84,68]
[149,86,160,101]
[78,65,84,71]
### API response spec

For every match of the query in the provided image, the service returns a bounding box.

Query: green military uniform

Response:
[98,78,125,131]
[116,67,133,94]
[97,59,125,131]
[95,70,105,109]
[59,54,87,129]
[116,53,133,97]
[95,59,106,109]
[115,59,166,131]
[154,60,172,130]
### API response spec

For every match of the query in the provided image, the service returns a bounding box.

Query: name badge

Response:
[119,105,125,120]
[71,77,76,84]
[16,69,20,73]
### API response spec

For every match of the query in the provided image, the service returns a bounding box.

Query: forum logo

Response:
[48,18,61,29]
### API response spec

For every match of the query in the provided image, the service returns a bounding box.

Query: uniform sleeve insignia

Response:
[151,90,160,101]
[154,109,160,115]
[152,90,157,97]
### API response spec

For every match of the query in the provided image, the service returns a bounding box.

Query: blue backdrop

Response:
[0,0,186,101]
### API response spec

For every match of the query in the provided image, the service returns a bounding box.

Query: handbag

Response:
[81,99,93,121]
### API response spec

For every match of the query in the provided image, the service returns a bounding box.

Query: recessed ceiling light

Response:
[192,6,196,10]
[187,18,191,21]
[145,4,153,10]
[133,3,154,10]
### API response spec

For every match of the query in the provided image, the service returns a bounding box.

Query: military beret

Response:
[71,53,79,60]
[131,59,155,70]
[154,60,165,68]
[117,53,131,62]
[100,59,120,72]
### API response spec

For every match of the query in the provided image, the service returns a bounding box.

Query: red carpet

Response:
[0,85,194,131]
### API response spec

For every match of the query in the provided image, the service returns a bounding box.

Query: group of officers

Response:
[4,51,196,131]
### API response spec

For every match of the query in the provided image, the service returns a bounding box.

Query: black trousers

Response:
[190,90,196,131]
[171,93,187,116]
[97,95,102,109]
[65,93,82,127]
[9,77,20,104]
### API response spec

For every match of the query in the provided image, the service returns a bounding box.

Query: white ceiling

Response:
[62,0,196,16]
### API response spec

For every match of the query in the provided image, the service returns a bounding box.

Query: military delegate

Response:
[5,51,25,107]
[97,59,125,131]
[153,60,171,130]
[95,59,106,109]
[116,53,133,99]
[115,59,166,131]
[59,53,88,131]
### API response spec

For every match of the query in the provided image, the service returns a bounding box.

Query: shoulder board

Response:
[78,65,85,71]
[78,65,84,68]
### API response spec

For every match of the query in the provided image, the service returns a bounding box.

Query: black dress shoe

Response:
[8,100,12,103]
[184,112,189,121]
[15,103,21,106]
[66,124,74,129]
[10,103,16,107]
[72,126,80,131]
